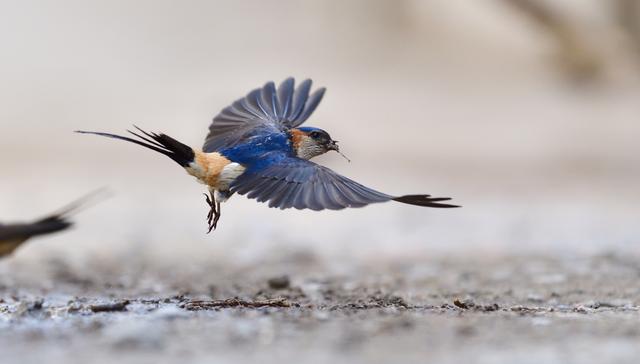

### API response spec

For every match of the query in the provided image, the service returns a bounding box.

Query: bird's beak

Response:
[328,140,339,151]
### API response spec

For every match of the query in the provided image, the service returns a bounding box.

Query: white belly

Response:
[217,162,246,190]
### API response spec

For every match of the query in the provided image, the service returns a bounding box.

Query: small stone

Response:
[89,300,130,313]
[268,276,290,290]
[453,298,474,309]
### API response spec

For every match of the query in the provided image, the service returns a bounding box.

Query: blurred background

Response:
[1,0,639,275]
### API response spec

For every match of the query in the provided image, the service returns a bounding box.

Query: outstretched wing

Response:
[203,78,326,152]
[230,155,458,211]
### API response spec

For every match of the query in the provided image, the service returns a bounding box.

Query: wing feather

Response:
[295,88,326,126]
[231,156,458,210]
[258,181,286,203]
[204,78,326,152]
[287,79,312,123]
[246,177,273,200]
[260,81,278,121]
[277,78,294,119]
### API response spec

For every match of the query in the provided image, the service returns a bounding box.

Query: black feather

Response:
[0,218,70,242]
[76,128,194,167]
[392,195,460,208]
[0,190,105,256]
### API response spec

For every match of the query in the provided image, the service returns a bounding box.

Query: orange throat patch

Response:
[289,129,306,152]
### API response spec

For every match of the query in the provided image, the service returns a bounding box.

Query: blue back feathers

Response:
[218,132,292,166]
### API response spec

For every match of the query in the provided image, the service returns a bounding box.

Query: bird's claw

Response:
[204,193,213,207]
[212,202,221,229]
[204,191,220,233]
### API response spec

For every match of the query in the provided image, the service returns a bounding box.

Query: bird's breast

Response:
[185,151,246,190]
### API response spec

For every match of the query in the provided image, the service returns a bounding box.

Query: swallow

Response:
[0,191,103,258]
[77,78,459,232]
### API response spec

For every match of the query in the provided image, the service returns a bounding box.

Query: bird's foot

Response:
[204,193,214,220]
[203,192,221,233]
[212,201,221,230]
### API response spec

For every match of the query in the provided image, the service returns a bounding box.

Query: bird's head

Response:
[289,127,342,160]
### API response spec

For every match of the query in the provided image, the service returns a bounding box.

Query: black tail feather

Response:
[393,194,460,208]
[75,127,195,167]
[27,217,73,237]
[31,189,109,237]
[0,218,71,242]
[0,190,107,242]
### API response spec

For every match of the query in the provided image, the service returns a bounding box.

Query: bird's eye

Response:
[309,131,321,139]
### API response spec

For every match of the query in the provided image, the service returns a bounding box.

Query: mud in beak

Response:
[328,140,350,162]
[327,140,340,151]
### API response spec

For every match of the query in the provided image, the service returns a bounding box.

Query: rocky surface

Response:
[1,253,639,364]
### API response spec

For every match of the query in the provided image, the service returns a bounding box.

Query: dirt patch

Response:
[181,297,296,310]
[0,254,639,364]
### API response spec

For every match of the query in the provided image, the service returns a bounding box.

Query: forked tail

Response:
[75,126,195,167]
[392,195,460,208]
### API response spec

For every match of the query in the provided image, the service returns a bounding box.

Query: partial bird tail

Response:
[25,216,73,238]
[45,188,110,220]
[392,195,460,208]
[34,188,110,234]
[0,189,109,242]
[0,217,71,244]
[75,126,195,167]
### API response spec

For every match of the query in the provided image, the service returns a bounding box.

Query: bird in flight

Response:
[0,192,102,258]
[77,78,458,232]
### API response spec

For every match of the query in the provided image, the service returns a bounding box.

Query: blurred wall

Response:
[1,0,639,266]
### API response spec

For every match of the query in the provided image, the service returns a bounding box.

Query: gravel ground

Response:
[1,3,638,362]
[1,253,639,364]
